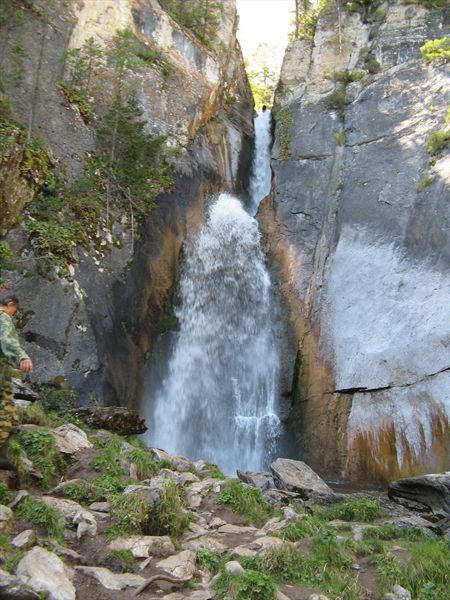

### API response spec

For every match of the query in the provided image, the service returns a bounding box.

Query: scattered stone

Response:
[237,470,275,490]
[277,592,291,600]
[257,516,288,536]
[68,407,147,436]
[156,550,196,580]
[271,458,334,499]
[48,541,84,564]
[12,529,36,550]
[0,568,40,600]
[16,547,75,600]
[12,378,40,402]
[138,557,152,571]
[230,545,257,559]
[149,447,192,472]
[0,504,14,533]
[178,471,200,485]
[262,488,303,507]
[250,535,286,554]
[381,515,437,536]
[217,523,258,535]
[388,473,450,517]
[51,424,93,454]
[123,477,172,506]
[183,534,227,554]
[224,561,245,576]
[208,517,227,529]
[308,595,331,600]
[89,501,109,513]
[108,535,175,558]
[282,506,297,521]
[185,480,216,509]
[41,496,97,538]
[75,566,145,590]
[384,585,412,600]
[9,489,30,508]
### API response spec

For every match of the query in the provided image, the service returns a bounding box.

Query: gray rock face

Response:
[236,470,275,490]
[0,568,40,600]
[271,458,333,498]
[16,547,76,600]
[264,0,450,481]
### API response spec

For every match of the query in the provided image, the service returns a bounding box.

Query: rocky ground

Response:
[0,402,448,600]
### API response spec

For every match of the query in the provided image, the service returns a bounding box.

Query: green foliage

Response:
[159,0,223,48]
[335,132,346,145]
[92,434,126,492]
[62,36,103,96]
[59,81,93,123]
[420,37,450,63]
[195,548,222,574]
[400,540,450,597]
[214,569,277,600]
[276,510,324,541]
[426,129,450,156]
[6,436,28,482]
[289,0,335,43]
[218,480,271,527]
[374,550,403,592]
[203,462,225,479]
[342,0,384,21]
[107,548,135,571]
[109,492,150,537]
[278,108,293,160]
[0,241,12,283]
[14,497,65,541]
[15,428,66,488]
[363,524,429,542]
[148,480,191,538]
[126,447,159,480]
[0,482,12,505]
[57,480,106,505]
[322,497,382,522]
[324,88,350,118]
[332,69,365,85]
[311,528,353,568]
[366,56,381,73]
[39,385,78,414]
[245,42,277,109]
[18,401,53,427]
[416,176,435,192]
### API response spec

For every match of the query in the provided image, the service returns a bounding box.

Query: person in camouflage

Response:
[0,291,33,468]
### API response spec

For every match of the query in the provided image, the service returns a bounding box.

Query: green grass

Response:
[363,524,430,542]
[204,462,225,479]
[148,479,191,538]
[426,130,450,156]
[218,480,272,527]
[14,428,67,488]
[55,480,106,505]
[0,482,12,505]
[322,497,382,522]
[108,492,150,538]
[14,497,65,541]
[92,434,126,492]
[126,447,159,480]
[195,548,223,574]
[416,176,435,192]
[275,510,324,541]
[214,569,277,600]
[107,548,135,571]
[420,37,450,63]
[311,528,353,568]
[400,540,450,597]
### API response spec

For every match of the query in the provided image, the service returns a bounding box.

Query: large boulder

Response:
[16,547,75,600]
[237,470,275,490]
[0,568,40,600]
[0,505,15,533]
[271,458,333,499]
[68,407,147,435]
[388,473,450,517]
[74,566,145,590]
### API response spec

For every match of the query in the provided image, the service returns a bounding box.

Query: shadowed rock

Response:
[68,407,147,435]
[0,568,40,600]
[271,458,334,499]
[388,473,450,518]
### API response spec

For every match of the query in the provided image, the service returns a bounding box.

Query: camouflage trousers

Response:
[0,358,18,447]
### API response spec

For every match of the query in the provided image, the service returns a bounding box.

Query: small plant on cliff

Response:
[109,491,150,537]
[324,88,349,119]
[196,548,223,574]
[416,176,435,192]
[159,0,223,48]
[92,434,126,492]
[0,241,12,283]
[277,108,293,160]
[426,129,450,156]
[14,428,67,488]
[420,37,450,63]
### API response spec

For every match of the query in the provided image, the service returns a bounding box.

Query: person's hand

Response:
[19,358,33,373]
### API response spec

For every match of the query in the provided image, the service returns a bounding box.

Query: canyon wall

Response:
[0,0,253,406]
[262,0,449,482]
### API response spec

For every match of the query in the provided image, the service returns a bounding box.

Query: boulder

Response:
[271,458,333,498]
[384,585,412,600]
[0,568,40,600]
[12,529,37,550]
[0,504,14,533]
[155,550,196,580]
[108,535,175,558]
[123,477,172,506]
[149,447,192,472]
[12,378,40,402]
[50,424,93,454]
[16,547,75,600]
[237,470,275,490]
[41,496,97,538]
[75,566,145,590]
[68,407,147,435]
[224,561,245,576]
[388,473,450,517]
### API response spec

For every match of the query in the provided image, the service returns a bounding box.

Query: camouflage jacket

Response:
[0,311,29,366]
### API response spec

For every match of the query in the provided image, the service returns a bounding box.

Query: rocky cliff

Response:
[262,0,449,482]
[0,0,254,406]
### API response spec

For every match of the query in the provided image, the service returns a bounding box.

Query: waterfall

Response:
[144,111,280,475]
[248,108,272,215]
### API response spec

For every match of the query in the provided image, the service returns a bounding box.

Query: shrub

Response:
[332,69,365,85]
[214,569,277,600]
[18,402,53,427]
[203,462,225,479]
[0,482,12,505]
[426,130,450,156]
[324,88,349,118]
[416,176,435,192]
[15,497,65,541]
[148,480,191,538]
[420,37,450,63]
[109,492,150,537]
[218,480,272,527]
[335,132,346,145]
[15,428,66,488]
[59,81,93,123]
[195,548,222,574]
[126,447,159,480]
[322,497,382,522]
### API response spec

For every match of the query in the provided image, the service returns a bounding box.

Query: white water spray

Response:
[248,108,272,215]
[145,112,280,475]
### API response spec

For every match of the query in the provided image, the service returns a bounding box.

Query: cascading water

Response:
[248,108,272,215]
[144,109,280,475]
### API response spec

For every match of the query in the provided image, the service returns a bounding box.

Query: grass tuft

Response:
[218,480,272,527]
[148,480,191,538]
[14,497,65,541]
[322,497,382,522]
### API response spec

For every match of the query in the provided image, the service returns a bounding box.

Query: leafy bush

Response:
[148,480,191,538]
[59,81,93,123]
[203,462,225,479]
[218,480,272,527]
[15,497,65,540]
[109,492,150,537]
[332,69,365,85]
[420,37,450,63]
[322,498,382,522]
[214,569,277,600]
[15,428,66,488]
